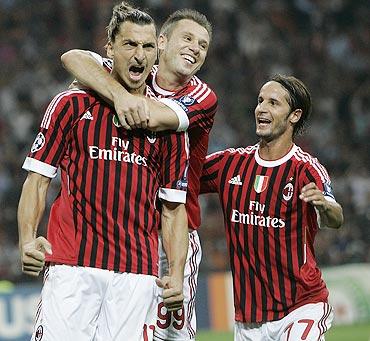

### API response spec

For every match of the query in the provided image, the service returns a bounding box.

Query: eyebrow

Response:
[183,31,209,44]
[122,38,156,45]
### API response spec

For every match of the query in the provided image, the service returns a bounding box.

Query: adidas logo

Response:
[228,175,242,185]
[80,110,93,121]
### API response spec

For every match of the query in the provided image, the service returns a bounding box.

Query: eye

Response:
[143,43,156,50]
[184,35,192,42]
[123,41,137,48]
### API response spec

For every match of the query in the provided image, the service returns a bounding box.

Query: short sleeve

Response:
[22,90,94,178]
[200,150,226,194]
[158,131,189,203]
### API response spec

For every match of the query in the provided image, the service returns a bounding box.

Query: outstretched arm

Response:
[17,172,53,276]
[300,182,344,229]
[61,49,181,131]
[157,201,188,311]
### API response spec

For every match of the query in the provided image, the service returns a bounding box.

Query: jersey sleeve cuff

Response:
[158,98,189,132]
[158,188,187,204]
[22,157,58,178]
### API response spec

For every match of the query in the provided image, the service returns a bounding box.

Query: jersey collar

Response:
[151,68,175,96]
[255,144,298,167]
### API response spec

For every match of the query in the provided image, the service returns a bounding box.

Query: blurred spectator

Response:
[0,0,369,281]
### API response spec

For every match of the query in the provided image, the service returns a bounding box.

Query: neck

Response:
[156,64,189,91]
[258,135,294,161]
[128,85,146,95]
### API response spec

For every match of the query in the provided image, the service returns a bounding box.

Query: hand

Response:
[113,91,150,130]
[299,182,328,212]
[21,236,52,277]
[156,275,184,312]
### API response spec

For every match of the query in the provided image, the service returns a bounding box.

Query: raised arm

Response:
[61,49,181,131]
[17,172,53,276]
[157,201,188,311]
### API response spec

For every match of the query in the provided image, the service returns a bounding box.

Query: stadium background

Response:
[0,0,369,340]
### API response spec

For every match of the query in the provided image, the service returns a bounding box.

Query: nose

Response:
[255,101,266,114]
[189,41,200,55]
[134,46,145,64]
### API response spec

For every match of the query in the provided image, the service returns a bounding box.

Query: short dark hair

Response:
[160,9,212,41]
[107,1,155,43]
[270,74,312,137]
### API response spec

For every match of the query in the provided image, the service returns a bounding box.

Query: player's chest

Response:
[221,162,300,218]
[69,110,162,166]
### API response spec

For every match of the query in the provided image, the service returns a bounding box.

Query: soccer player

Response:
[61,8,217,341]
[200,75,344,341]
[17,4,189,341]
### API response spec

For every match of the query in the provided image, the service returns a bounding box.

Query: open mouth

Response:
[182,54,196,64]
[257,117,272,126]
[129,65,145,80]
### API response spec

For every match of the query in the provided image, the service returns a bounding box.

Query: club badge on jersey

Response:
[146,131,157,144]
[283,182,294,201]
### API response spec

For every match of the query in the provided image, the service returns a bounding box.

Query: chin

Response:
[177,65,194,77]
[256,131,271,139]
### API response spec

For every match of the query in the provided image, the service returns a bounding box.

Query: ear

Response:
[290,109,302,125]
[106,42,114,59]
[158,34,168,53]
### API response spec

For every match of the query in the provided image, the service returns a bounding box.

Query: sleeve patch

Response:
[176,178,188,191]
[31,132,46,153]
[323,182,335,199]
[179,95,196,106]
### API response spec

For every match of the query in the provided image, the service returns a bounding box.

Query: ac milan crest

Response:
[35,325,43,341]
[283,182,294,201]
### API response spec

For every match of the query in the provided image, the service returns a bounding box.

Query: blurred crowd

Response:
[0,0,369,281]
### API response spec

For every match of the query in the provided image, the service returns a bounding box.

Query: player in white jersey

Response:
[61,8,217,341]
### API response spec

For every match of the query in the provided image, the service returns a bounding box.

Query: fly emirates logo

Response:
[89,137,147,166]
[231,201,285,228]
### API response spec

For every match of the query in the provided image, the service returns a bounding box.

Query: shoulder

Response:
[226,144,258,156]
[47,89,91,109]
[206,144,257,160]
[293,145,330,181]
[184,75,218,106]
[41,90,93,129]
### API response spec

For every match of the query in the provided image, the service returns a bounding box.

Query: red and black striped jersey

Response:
[92,53,218,230]
[23,88,189,276]
[200,144,336,323]
[148,65,217,230]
